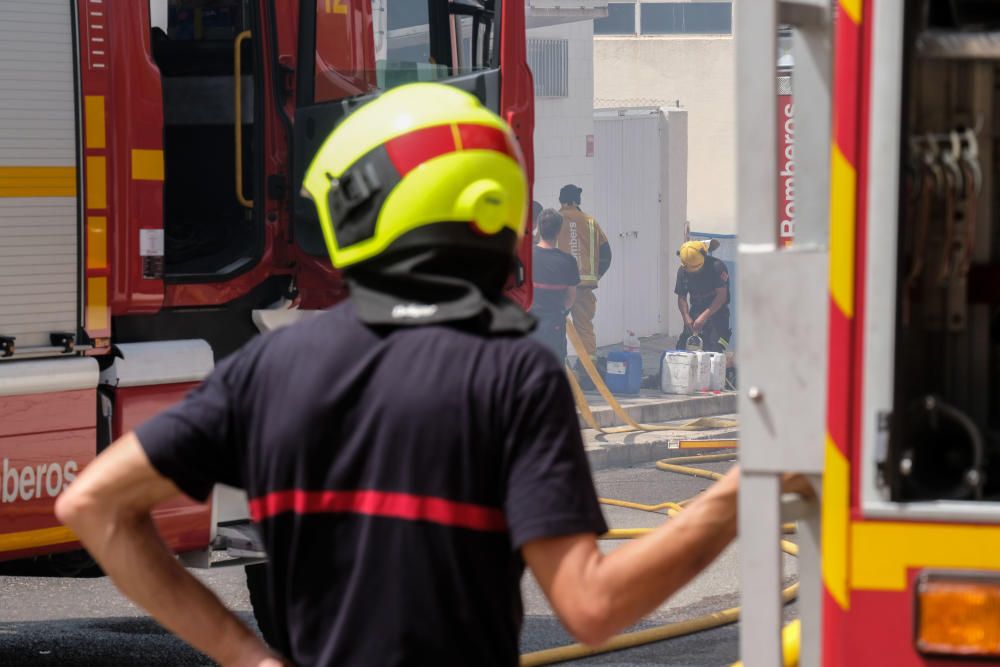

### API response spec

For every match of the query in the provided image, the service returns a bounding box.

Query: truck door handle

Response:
[235,30,253,209]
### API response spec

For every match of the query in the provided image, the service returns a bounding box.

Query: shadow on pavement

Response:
[0,613,257,666]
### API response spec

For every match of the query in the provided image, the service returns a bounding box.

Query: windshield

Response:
[312,0,498,104]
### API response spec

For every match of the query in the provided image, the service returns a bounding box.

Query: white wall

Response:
[149,1,168,32]
[592,108,687,347]
[529,20,596,213]
[594,36,734,235]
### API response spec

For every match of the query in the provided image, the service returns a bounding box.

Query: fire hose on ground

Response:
[519,324,800,666]
[519,455,800,667]
[564,322,737,435]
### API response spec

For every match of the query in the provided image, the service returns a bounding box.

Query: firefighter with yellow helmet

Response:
[58,83,609,665]
[58,82,762,666]
[675,239,731,353]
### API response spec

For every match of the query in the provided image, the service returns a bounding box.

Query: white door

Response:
[0,0,80,354]
[593,109,663,347]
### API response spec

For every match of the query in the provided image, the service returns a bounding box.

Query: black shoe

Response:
[575,358,597,392]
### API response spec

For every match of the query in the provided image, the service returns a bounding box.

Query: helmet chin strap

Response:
[346,248,535,334]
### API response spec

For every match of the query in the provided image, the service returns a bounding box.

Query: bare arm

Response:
[55,434,286,667]
[564,286,577,310]
[693,287,728,332]
[677,295,693,329]
[523,468,739,646]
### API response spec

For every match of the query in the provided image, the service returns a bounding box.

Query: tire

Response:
[245,563,282,650]
[47,550,103,578]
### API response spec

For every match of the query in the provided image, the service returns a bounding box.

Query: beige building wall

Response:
[529,20,597,213]
[594,36,734,235]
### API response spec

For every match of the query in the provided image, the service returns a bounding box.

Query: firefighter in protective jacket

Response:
[555,184,612,360]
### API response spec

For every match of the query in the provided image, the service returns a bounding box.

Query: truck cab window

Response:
[313,0,497,104]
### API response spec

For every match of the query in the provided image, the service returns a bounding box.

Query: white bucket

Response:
[707,352,726,390]
[661,352,698,395]
[693,352,714,392]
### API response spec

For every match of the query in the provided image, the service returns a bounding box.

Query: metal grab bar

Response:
[235,30,253,209]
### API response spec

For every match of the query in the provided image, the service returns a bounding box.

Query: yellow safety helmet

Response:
[302,83,528,269]
[678,240,709,272]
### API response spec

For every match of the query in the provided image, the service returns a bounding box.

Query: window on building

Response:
[640,2,732,35]
[594,2,636,35]
[528,38,569,97]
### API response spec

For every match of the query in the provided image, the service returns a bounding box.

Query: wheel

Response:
[245,563,282,651]
[46,550,102,578]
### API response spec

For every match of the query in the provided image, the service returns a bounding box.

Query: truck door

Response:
[147,0,264,283]
[291,0,526,285]
[0,1,81,357]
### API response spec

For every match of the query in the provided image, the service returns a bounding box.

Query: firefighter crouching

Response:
[675,240,731,353]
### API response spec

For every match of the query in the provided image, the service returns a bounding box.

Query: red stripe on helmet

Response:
[384,123,519,177]
[457,123,516,158]
[384,124,457,175]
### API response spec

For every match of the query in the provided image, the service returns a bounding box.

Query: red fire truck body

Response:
[0,0,533,569]
[738,1,1000,664]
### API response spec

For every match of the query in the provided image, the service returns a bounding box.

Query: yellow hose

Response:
[602,456,795,533]
[521,583,800,667]
[660,453,738,465]
[599,499,685,514]
[565,321,737,435]
[602,528,654,540]
[522,455,801,666]
[657,460,727,482]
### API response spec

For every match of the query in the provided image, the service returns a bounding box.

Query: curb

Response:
[580,392,738,429]
[585,428,739,471]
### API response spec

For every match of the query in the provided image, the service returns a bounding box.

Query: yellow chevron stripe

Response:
[822,436,850,609]
[0,166,76,198]
[829,145,856,318]
[0,526,78,553]
[840,0,862,25]
[84,95,106,149]
[131,149,164,181]
[852,522,1000,591]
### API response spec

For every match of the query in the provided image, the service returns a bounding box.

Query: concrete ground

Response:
[584,416,738,470]
[574,332,740,472]
[521,460,799,666]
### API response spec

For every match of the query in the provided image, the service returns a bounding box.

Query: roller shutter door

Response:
[0,0,79,354]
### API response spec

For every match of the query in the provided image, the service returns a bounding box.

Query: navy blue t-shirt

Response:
[135,301,607,667]
[674,255,731,314]
[531,245,580,315]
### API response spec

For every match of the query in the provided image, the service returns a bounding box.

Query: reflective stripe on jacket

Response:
[556,205,608,287]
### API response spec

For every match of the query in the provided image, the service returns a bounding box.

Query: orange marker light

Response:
[916,575,1000,657]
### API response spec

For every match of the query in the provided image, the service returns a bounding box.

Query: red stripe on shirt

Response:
[248,489,508,532]
[384,123,518,177]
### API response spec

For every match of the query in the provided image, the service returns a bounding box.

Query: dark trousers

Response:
[531,311,568,361]
[676,312,731,353]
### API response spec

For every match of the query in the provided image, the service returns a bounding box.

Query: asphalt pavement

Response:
[0,456,797,666]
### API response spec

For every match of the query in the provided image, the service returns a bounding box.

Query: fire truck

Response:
[737,0,1000,664]
[0,0,533,577]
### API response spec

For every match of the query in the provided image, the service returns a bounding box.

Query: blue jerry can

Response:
[603,350,643,395]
